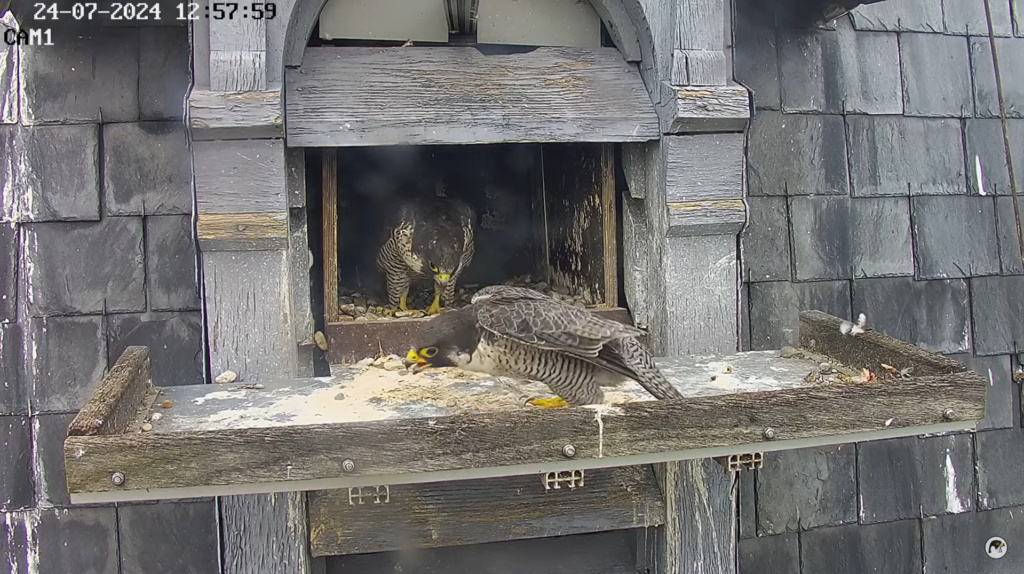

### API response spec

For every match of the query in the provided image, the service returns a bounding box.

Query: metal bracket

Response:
[542,469,585,491]
[716,452,764,473]
[347,485,391,505]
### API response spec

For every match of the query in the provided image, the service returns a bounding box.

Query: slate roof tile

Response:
[0,323,25,415]
[790,196,852,281]
[912,195,1000,279]
[900,33,974,117]
[996,196,1024,274]
[923,504,1024,574]
[748,280,851,350]
[146,215,200,312]
[741,197,791,282]
[850,0,944,32]
[20,29,139,124]
[31,412,77,508]
[857,434,975,524]
[733,2,781,110]
[976,427,1024,509]
[23,218,146,316]
[25,315,107,414]
[738,533,799,574]
[0,224,16,321]
[945,353,1018,429]
[964,119,1024,197]
[852,277,972,353]
[778,20,901,115]
[801,519,922,574]
[104,122,192,216]
[971,37,1024,119]
[118,501,220,574]
[0,415,32,511]
[847,116,965,197]
[943,0,1014,35]
[850,197,914,277]
[755,445,857,534]
[31,507,119,574]
[106,312,204,388]
[970,275,1024,355]
[746,111,849,196]
[139,27,190,121]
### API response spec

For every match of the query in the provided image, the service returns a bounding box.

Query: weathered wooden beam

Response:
[209,8,267,91]
[648,458,735,574]
[672,0,727,86]
[324,307,637,364]
[665,134,745,202]
[196,212,289,252]
[67,346,152,437]
[799,310,969,377]
[666,200,746,237]
[657,82,750,134]
[285,47,660,147]
[193,139,287,214]
[321,149,339,323]
[188,90,283,140]
[307,465,665,556]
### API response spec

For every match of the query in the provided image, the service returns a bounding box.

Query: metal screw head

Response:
[561,444,577,458]
[943,408,957,421]
[341,459,356,473]
[762,428,777,440]
[110,472,125,486]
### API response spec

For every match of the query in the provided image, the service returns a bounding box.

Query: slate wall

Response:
[0,22,219,573]
[735,0,1024,571]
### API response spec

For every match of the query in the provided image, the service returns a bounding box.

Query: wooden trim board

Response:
[307,465,665,556]
[63,312,986,504]
[285,46,660,147]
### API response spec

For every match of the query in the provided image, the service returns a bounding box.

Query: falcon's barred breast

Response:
[376,197,476,316]
[406,285,685,407]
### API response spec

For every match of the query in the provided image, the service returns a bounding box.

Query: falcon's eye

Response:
[421,346,438,358]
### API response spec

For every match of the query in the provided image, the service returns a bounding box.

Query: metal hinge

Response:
[716,452,764,473]
[542,469,585,491]
[347,485,391,505]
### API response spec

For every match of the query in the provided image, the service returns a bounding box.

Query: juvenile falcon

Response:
[405,285,685,407]
[376,197,476,315]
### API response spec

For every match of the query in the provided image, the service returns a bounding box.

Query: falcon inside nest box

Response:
[314,142,627,364]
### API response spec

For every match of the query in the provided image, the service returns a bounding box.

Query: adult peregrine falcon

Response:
[376,197,476,315]
[405,285,685,407]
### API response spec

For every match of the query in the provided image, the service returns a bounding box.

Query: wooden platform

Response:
[63,311,987,504]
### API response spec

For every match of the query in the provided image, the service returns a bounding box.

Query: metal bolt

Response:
[342,459,356,473]
[110,472,125,486]
[561,444,577,458]
[762,428,777,440]
[943,408,957,421]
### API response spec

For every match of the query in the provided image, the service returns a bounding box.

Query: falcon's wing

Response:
[475,295,644,359]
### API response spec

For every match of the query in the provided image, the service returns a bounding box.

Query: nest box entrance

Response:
[313,142,629,363]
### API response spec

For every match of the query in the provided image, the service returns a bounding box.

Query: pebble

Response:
[819,363,832,374]
[162,400,173,409]
[150,413,162,422]
[337,275,601,322]
[313,331,328,351]
[383,360,405,371]
[354,358,374,368]
[141,423,153,432]
[215,370,238,384]
[779,346,800,358]
[334,392,346,401]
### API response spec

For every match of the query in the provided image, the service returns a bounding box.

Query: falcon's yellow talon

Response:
[399,294,409,311]
[527,397,570,409]
[426,294,442,316]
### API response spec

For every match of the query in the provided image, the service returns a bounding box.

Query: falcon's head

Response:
[417,241,461,288]
[405,306,479,371]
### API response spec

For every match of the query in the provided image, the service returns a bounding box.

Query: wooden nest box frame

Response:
[61,0,987,573]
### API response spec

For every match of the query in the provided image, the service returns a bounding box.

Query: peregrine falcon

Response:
[376,197,476,315]
[405,285,685,407]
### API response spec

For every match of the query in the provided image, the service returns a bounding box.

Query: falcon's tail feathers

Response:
[610,338,685,401]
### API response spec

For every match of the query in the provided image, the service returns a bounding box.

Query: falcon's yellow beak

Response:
[407,348,427,364]
[434,273,451,284]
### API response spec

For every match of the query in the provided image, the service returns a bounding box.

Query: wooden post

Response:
[191,7,315,570]
[321,149,339,323]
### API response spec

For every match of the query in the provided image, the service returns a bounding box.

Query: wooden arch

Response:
[281,0,655,68]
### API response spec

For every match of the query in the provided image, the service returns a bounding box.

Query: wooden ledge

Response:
[64,311,986,504]
[657,82,750,134]
[188,90,284,141]
[324,307,636,364]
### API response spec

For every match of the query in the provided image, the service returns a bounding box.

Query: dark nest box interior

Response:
[309,142,625,364]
